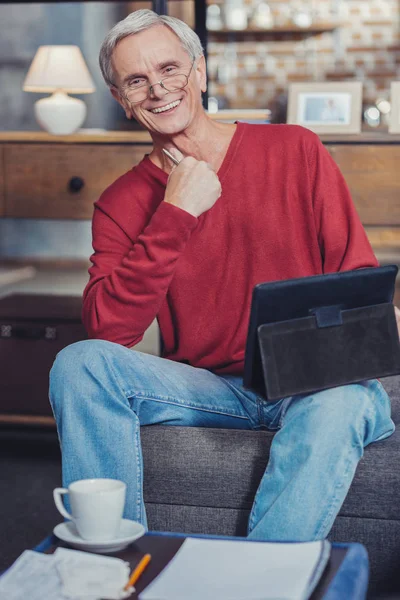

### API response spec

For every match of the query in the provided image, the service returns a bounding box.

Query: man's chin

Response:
[145,117,191,137]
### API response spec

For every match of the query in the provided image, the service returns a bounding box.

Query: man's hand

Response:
[163,147,222,218]
[395,306,400,339]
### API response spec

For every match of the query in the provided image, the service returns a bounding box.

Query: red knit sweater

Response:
[82,123,378,375]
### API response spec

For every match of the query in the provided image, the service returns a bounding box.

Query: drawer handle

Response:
[1,325,57,340]
[68,176,85,193]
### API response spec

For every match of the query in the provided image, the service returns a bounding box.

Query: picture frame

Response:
[287,81,363,135]
[389,82,400,134]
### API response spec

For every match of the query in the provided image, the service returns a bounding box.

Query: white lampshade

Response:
[23,45,95,94]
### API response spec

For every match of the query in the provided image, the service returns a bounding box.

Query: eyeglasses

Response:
[121,59,195,105]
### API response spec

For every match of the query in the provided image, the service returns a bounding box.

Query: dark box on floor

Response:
[0,294,86,417]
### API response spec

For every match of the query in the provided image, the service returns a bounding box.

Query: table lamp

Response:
[23,45,96,135]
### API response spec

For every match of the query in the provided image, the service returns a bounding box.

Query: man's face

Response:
[110,25,207,136]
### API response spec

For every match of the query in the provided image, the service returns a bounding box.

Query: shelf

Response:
[319,132,400,144]
[0,130,152,144]
[208,23,340,36]
[0,114,270,144]
[0,414,56,427]
[2,130,400,146]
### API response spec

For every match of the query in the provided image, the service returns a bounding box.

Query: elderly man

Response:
[50,9,396,542]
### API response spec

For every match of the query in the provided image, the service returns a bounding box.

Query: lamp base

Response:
[34,91,87,135]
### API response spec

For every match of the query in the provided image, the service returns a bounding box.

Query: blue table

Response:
[34,530,369,599]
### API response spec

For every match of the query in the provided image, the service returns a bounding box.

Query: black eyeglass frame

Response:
[118,58,196,105]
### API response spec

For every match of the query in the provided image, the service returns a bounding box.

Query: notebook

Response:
[139,537,331,600]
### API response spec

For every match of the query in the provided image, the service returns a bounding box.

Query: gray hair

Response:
[99,9,204,88]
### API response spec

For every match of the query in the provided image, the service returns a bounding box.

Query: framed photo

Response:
[389,82,400,134]
[287,82,363,134]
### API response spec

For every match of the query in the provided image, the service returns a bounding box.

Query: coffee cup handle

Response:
[53,487,74,521]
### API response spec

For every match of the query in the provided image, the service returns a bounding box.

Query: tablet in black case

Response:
[243,265,400,401]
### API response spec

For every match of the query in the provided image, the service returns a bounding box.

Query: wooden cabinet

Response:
[0,131,153,219]
[4,143,152,219]
[326,144,400,226]
[321,134,400,304]
[320,135,400,250]
[1,130,400,254]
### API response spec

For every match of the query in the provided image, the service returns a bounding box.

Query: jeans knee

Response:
[51,339,104,377]
[286,382,378,445]
[334,386,372,443]
[325,382,372,419]
[49,339,117,409]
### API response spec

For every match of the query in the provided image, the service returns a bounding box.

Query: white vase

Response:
[250,2,274,29]
[224,0,248,30]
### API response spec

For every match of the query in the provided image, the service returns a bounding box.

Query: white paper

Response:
[54,547,132,599]
[139,538,325,600]
[0,548,132,600]
[0,550,68,600]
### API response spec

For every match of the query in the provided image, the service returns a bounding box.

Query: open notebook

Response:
[139,537,331,600]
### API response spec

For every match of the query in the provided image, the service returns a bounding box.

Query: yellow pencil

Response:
[124,553,152,590]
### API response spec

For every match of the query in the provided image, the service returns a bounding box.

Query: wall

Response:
[4,1,398,124]
[0,219,93,260]
[0,2,125,131]
[207,0,400,111]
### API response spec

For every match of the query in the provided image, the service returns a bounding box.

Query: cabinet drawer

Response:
[327,145,400,225]
[4,143,153,219]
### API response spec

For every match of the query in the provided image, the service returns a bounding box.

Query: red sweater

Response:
[82,123,378,375]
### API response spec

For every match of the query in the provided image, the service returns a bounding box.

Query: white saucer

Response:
[53,519,146,553]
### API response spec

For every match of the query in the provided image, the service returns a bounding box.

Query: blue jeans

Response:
[49,339,395,542]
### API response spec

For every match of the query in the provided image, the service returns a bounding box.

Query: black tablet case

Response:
[243,266,400,401]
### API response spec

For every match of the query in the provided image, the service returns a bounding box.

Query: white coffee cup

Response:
[53,478,126,541]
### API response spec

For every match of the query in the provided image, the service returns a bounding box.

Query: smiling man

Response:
[49,10,396,542]
[109,21,235,175]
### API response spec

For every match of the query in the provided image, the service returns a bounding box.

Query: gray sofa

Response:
[141,375,400,598]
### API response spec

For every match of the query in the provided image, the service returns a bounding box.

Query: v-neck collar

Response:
[139,121,245,186]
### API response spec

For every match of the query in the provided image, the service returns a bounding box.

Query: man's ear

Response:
[110,87,132,120]
[196,55,207,94]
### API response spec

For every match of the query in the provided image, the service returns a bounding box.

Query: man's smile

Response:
[148,98,182,114]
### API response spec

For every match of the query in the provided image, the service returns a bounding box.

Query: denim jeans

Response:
[49,339,395,542]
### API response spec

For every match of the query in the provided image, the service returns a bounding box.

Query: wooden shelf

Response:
[319,132,400,144]
[0,414,55,427]
[2,130,400,146]
[208,23,340,36]
[0,114,271,143]
[0,130,152,144]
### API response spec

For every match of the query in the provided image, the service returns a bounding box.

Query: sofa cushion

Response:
[142,426,272,509]
[380,375,400,422]
[142,375,400,521]
[339,375,400,520]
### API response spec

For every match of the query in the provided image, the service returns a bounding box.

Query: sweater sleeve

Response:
[82,197,198,347]
[308,133,379,273]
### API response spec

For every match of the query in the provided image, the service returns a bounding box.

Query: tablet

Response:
[243,265,398,395]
